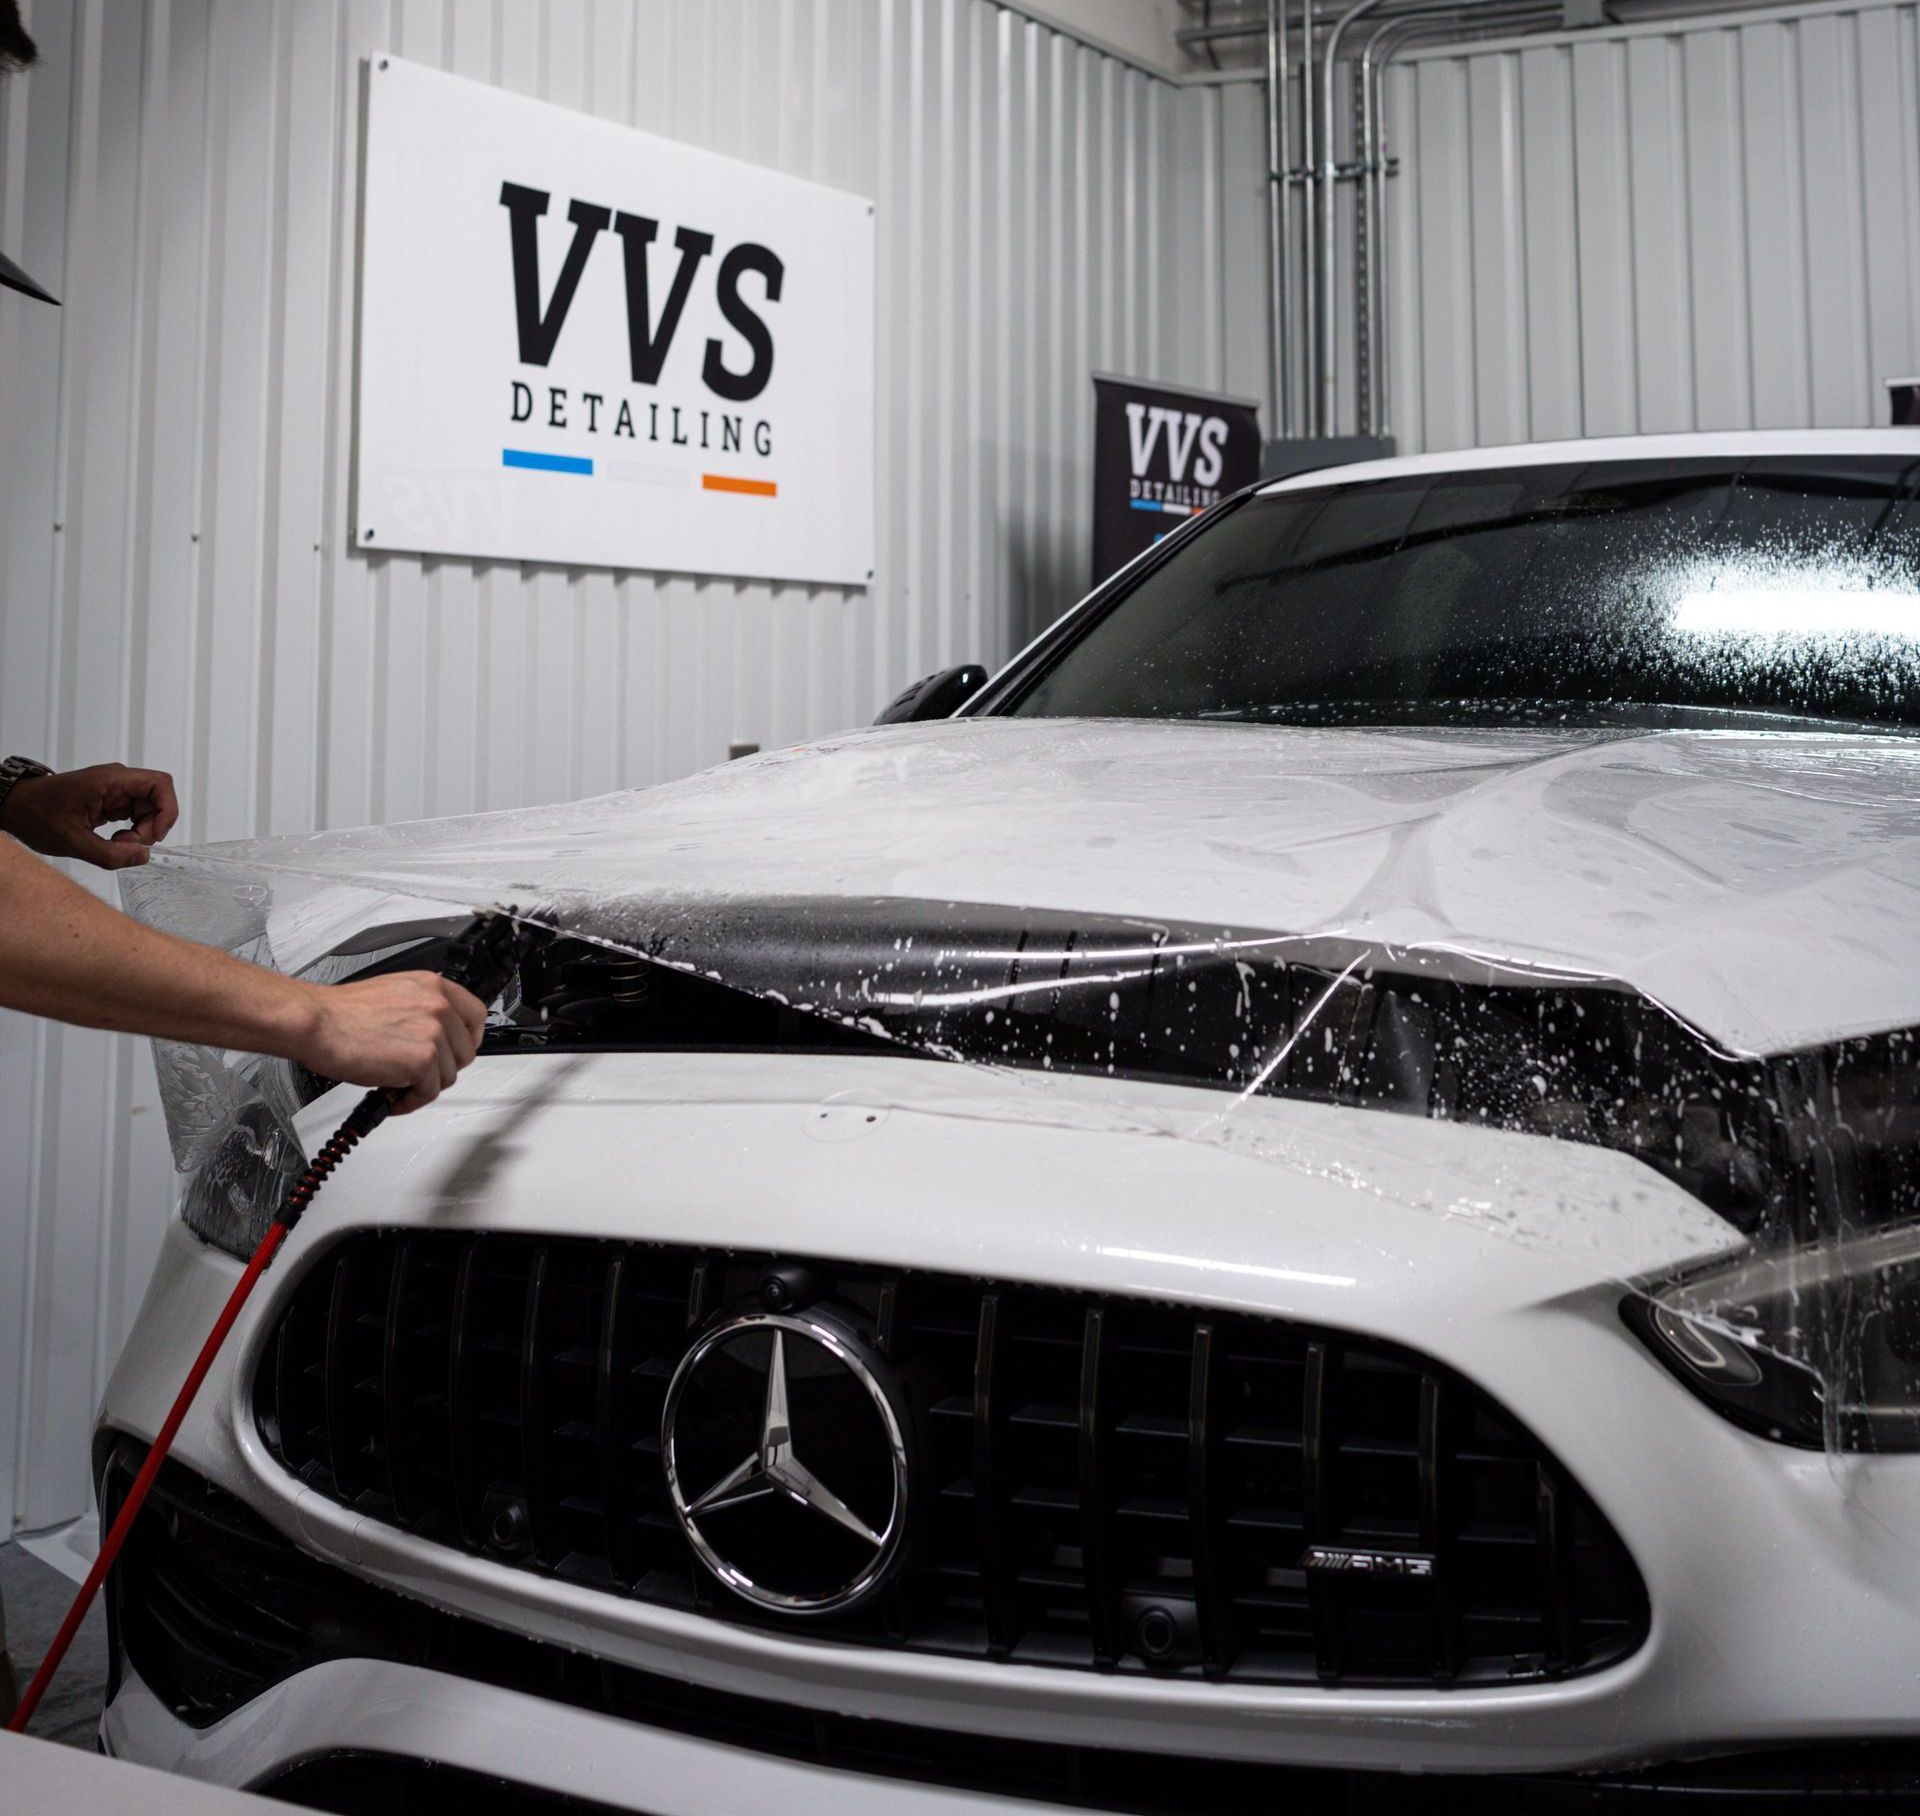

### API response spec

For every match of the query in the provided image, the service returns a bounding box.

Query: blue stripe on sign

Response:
[503,448,593,475]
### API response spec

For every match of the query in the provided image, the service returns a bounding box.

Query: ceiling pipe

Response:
[1265,0,1295,439]
[1299,0,1320,433]
[1320,0,1389,439]
[1237,0,1567,445]
[1358,2,1561,435]
[1182,0,1802,57]
[1178,0,1547,53]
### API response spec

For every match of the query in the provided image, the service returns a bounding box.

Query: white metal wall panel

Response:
[0,0,1246,1536]
[1385,0,1920,451]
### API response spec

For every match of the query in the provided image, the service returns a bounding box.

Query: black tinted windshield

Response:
[1008,456,1920,731]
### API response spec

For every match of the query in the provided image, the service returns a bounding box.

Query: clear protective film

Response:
[120,715,1920,1459]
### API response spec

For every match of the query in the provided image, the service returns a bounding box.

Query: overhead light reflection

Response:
[1672,588,1920,639]
[1099,1246,1357,1290]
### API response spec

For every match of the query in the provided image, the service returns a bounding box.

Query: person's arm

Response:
[0,839,484,1112]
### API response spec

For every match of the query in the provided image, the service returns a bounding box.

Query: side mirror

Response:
[875,663,989,725]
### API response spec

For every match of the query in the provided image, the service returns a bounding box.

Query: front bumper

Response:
[99,1051,1920,1786]
[105,1656,1095,1815]
[102,1647,1920,1814]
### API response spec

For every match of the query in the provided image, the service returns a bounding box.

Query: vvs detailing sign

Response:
[1090,374,1261,584]
[354,58,875,586]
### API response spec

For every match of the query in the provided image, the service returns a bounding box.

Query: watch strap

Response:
[0,756,54,824]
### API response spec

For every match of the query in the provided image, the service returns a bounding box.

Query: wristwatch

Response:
[0,755,54,825]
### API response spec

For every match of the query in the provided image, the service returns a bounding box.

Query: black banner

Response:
[1092,374,1262,584]
[1890,378,1920,426]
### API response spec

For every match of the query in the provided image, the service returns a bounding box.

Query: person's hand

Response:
[297,973,488,1114]
[0,763,180,869]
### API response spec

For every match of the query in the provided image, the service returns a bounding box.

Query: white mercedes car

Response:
[99,432,1920,1811]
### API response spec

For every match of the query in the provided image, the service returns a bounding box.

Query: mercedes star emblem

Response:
[662,1309,909,1614]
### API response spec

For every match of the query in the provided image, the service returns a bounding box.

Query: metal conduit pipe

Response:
[1178,2,1471,52]
[1299,0,1319,435]
[1319,0,1388,438]
[1358,2,1560,435]
[1242,0,1563,444]
[1180,0,1788,54]
[1358,16,1411,435]
[1357,10,1449,435]
[1345,0,1556,435]
[1266,0,1294,439]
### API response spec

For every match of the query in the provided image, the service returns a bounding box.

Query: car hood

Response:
[133,716,1920,1057]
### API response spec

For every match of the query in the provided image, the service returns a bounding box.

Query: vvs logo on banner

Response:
[1124,402,1232,508]
[1091,375,1262,584]
[354,58,875,587]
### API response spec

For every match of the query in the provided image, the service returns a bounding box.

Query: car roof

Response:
[1257,429,1920,494]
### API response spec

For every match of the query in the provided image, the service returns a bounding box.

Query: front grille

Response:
[256,1233,1646,1687]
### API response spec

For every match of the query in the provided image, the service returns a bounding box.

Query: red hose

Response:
[8,914,537,1734]
[6,1218,289,1735]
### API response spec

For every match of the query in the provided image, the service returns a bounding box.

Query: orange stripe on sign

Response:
[702,473,778,497]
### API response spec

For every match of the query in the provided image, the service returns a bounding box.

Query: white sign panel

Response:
[354,57,875,587]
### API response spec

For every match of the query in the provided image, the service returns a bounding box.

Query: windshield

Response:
[1007,456,1920,731]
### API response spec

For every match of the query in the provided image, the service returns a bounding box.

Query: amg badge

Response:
[1301,1545,1436,1580]
[662,1309,910,1615]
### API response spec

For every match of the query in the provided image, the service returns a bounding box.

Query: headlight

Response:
[178,1101,303,1260]
[1625,1223,1920,1451]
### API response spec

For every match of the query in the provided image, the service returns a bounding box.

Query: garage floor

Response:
[0,1540,109,1750]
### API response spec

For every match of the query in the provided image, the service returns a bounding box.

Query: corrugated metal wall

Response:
[1384,0,1920,451]
[0,0,1259,1537]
